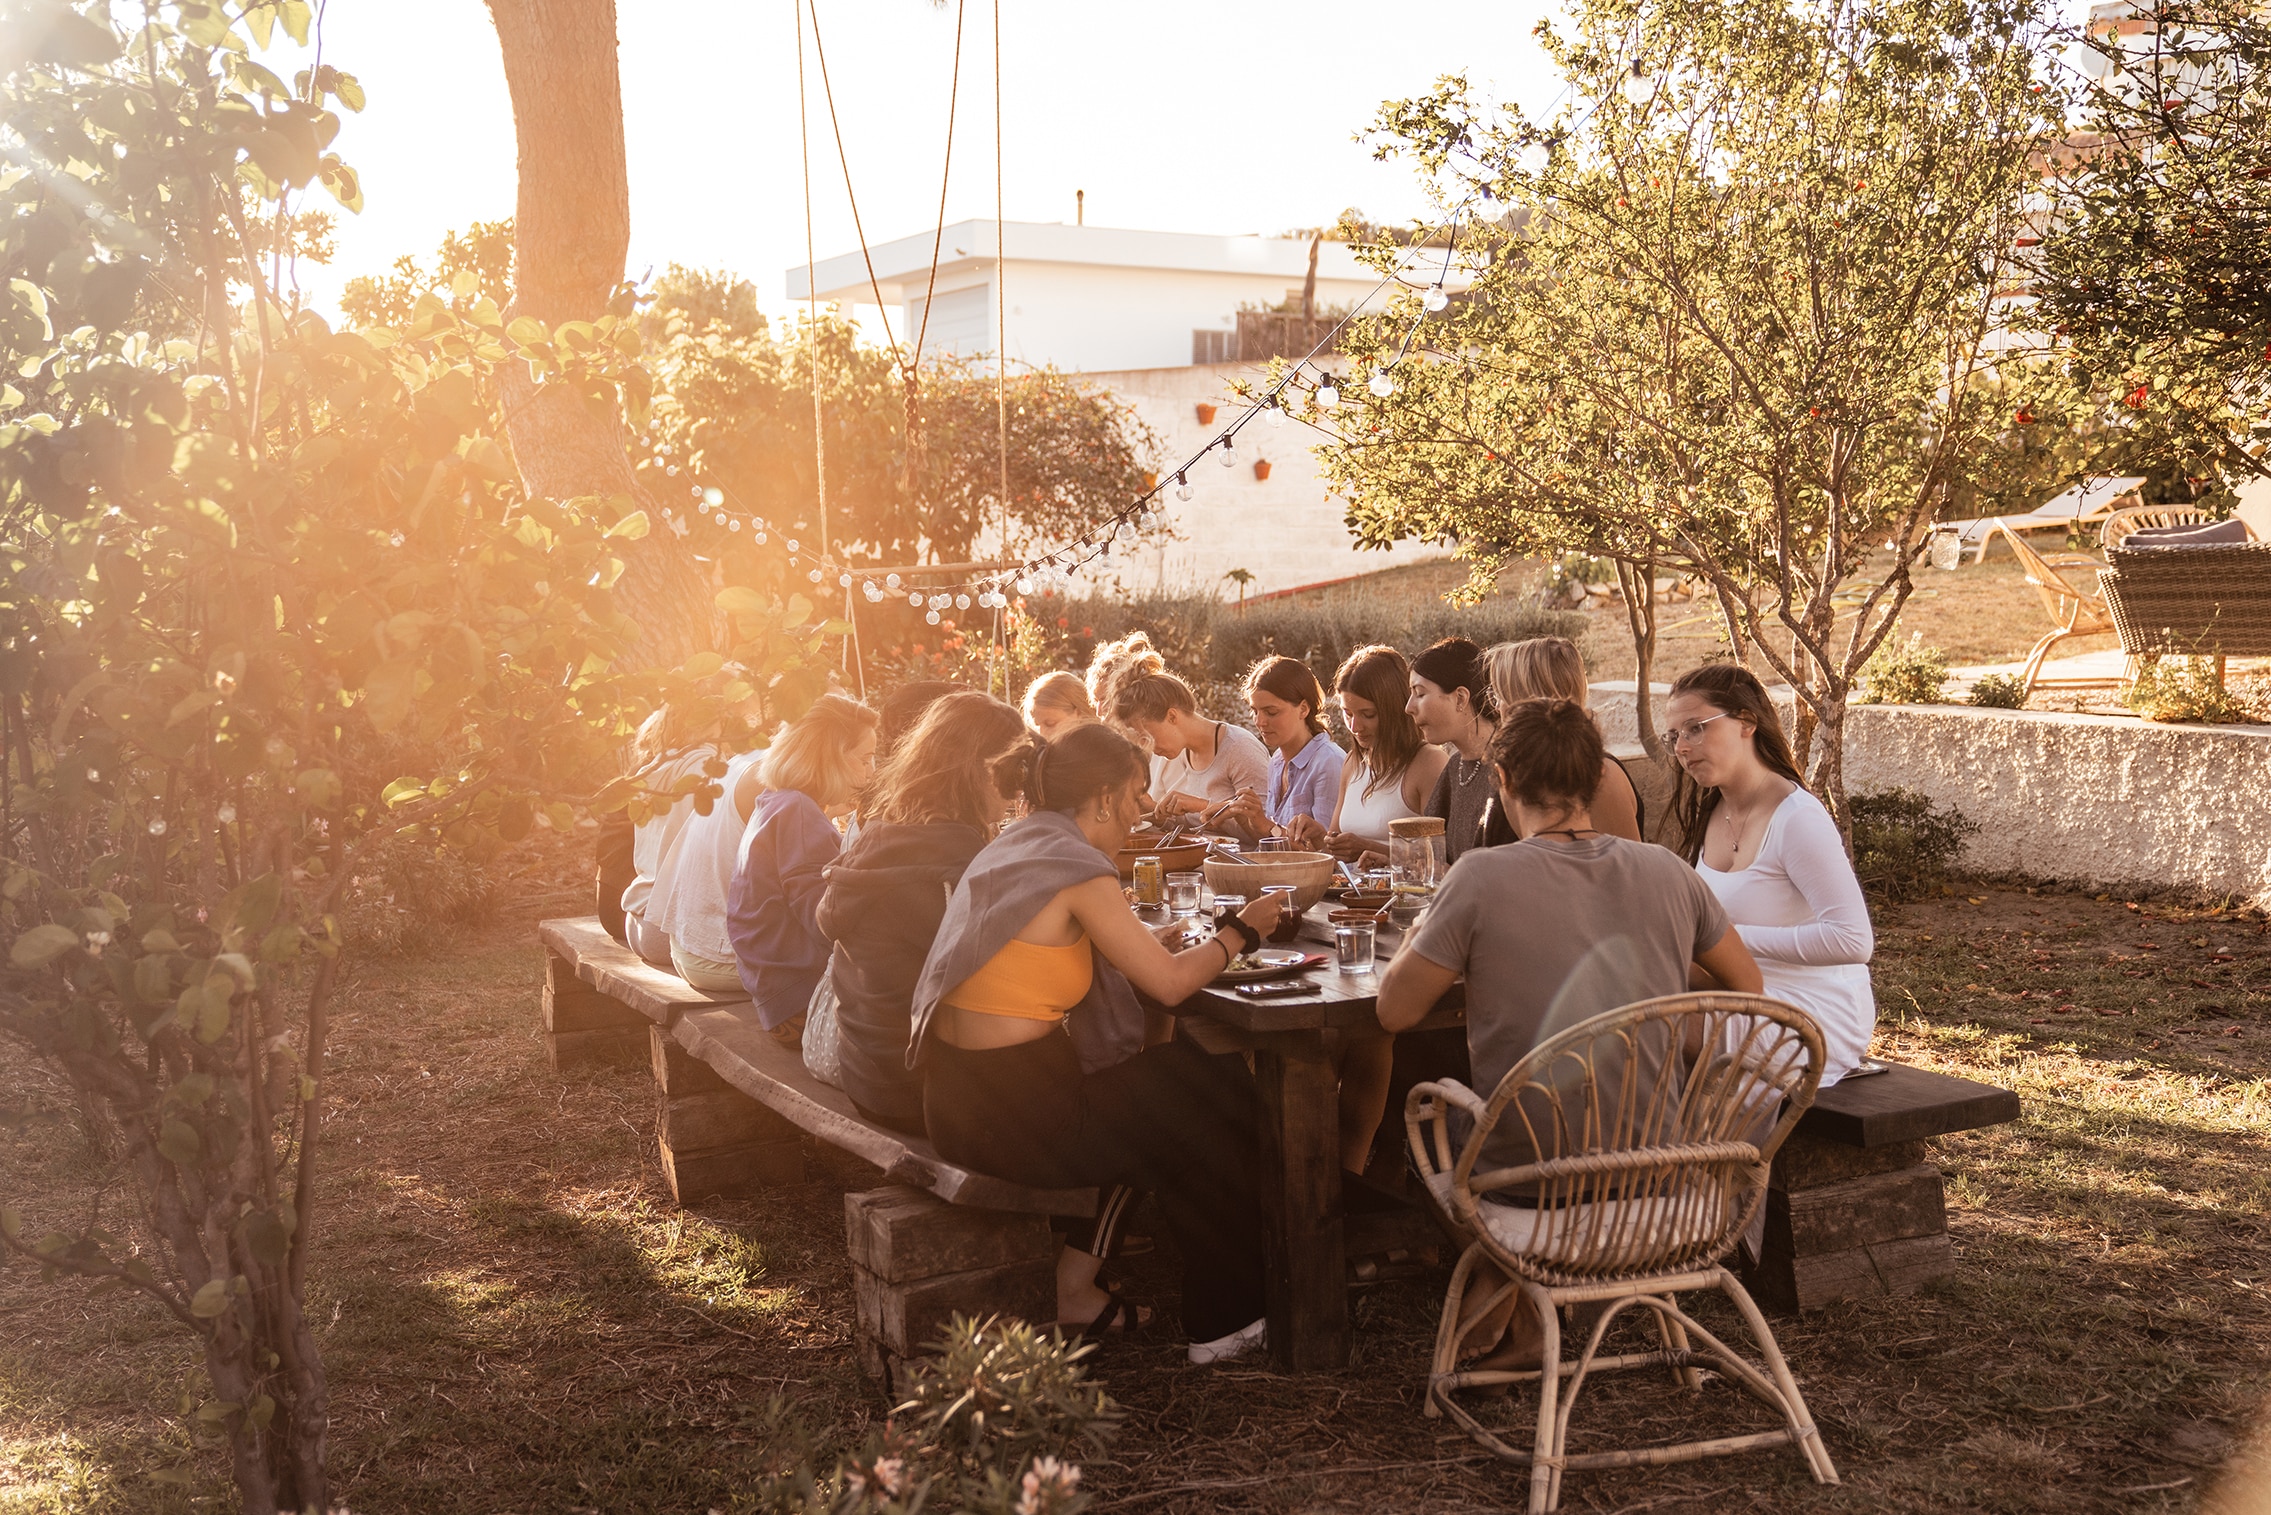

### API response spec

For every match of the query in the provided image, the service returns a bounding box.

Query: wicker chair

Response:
[2099,504,2228,551]
[1406,994,1836,1513]
[2000,529,2121,695]
[2100,541,2271,687]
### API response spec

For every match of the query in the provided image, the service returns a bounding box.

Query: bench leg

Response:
[1256,1039,1349,1370]
[651,1027,805,1202]
[845,1186,1056,1391]
[542,952,645,1071]
[1742,1134,1954,1313]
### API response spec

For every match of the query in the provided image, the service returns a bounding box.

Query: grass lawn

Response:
[2,882,2267,1514]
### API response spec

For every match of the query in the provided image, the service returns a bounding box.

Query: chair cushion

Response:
[2126,519,2250,547]
[1426,1170,1731,1271]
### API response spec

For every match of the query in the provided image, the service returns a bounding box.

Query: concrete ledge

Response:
[1590,681,2271,903]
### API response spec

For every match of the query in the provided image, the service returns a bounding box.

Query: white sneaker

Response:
[1187,1316,1267,1365]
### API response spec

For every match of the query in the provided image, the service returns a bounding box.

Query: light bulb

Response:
[1175,473,1193,502]
[148,818,168,836]
[1622,61,1653,107]
[690,485,704,499]
[926,609,941,626]
[753,531,767,544]
[909,592,924,607]
[886,572,902,589]
[838,573,852,588]
[729,518,743,531]
[1217,439,1236,467]
[1369,369,1396,397]
[1114,521,1135,543]
[1266,401,1288,425]
[703,487,724,507]
[1317,381,1341,408]
[955,594,971,610]
[786,538,798,552]
[1423,286,1450,313]
[863,582,882,601]
[1519,141,1550,176]
[216,803,237,824]
[807,568,823,583]
[1015,576,1033,594]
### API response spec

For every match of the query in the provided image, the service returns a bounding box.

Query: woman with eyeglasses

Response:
[1663,664,1876,1084]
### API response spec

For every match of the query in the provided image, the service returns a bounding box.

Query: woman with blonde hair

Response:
[715,693,881,1037]
[1022,670,1094,740]
[1482,636,1643,845]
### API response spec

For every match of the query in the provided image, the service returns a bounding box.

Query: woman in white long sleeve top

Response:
[1663,664,1875,1084]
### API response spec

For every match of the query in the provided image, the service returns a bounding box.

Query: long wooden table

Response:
[1142,900,1461,1372]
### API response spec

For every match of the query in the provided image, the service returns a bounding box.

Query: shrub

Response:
[2122,656,2258,725]
[1848,788,1980,902]
[1857,634,1950,705]
[1968,672,2028,709]
[740,1316,1118,1515]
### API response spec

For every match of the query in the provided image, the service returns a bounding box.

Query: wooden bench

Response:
[538,916,1095,1386]
[1742,1060,2020,1313]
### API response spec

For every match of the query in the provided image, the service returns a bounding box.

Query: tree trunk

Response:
[485,0,711,668]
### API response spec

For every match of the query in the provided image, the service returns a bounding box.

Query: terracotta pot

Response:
[1253,459,1273,481]
[1195,402,1218,425]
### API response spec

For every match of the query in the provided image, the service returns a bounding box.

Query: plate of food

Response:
[1214,947,1314,984]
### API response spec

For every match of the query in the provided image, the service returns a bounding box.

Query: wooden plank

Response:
[539,916,750,1029]
[1255,1038,1349,1371]
[1797,1061,2020,1147]
[545,1027,645,1073]
[853,1256,1055,1358]
[1771,1133,1929,1191]
[672,1006,1097,1218]
[542,953,645,1034]
[1778,1232,1954,1312]
[660,1136,805,1202]
[1774,1165,1948,1256]
[659,1088,802,1152]
[845,1186,1056,1285]
[651,1024,730,1096]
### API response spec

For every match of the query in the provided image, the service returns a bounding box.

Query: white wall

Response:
[1080,363,1448,598]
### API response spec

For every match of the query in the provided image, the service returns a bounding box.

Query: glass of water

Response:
[1166,870,1203,917]
[1334,920,1376,974]
[1250,836,1290,853]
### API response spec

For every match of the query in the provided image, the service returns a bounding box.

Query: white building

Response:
[787,220,1453,595]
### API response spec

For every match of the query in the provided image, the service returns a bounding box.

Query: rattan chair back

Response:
[1409,994,1823,1290]
[2100,504,2217,551]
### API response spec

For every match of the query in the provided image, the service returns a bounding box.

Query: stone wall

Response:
[1590,682,2271,903]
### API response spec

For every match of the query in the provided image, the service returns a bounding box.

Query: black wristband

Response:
[1219,915,1262,955]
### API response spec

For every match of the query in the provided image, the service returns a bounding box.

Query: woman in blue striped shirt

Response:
[1224,655,1345,842]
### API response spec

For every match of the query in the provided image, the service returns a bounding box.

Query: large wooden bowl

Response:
[1202,850,1339,912]
[1114,839,1209,881]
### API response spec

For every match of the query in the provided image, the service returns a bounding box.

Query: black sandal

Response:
[1064,1292,1147,1342]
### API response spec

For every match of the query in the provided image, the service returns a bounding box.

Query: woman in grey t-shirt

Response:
[1376,697,1762,1376]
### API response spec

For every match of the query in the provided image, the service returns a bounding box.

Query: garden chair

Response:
[2001,528,2122,695]
[1405,993,1837,1514]
[1946,475,2144,563]
[2099,504,2222,551]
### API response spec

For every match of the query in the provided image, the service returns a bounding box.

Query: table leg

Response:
[1255,1035,1348,1370]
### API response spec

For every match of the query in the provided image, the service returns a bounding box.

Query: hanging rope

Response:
[795,0,860,695]
[990,0,1008,699]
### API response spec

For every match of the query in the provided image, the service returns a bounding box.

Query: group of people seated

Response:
[596,629,1876,1369]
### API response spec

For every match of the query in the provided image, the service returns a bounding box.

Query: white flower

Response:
[1017,1456,1081,1515]
[871,1458,906,1497]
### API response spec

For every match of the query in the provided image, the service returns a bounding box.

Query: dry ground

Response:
[3,876,2268,1514]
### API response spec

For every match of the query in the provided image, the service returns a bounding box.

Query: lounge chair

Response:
[1946,476,2145,564]
[2004,530,2122,696]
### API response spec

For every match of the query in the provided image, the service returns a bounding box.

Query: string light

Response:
[1317,378,1341,408]
[1422,286,1450,312]
[1175,472,1193,501]
[1217,435,1236,467]
[1369,368,1396,398]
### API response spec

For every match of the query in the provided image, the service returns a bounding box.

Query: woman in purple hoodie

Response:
[725,694,879,1043]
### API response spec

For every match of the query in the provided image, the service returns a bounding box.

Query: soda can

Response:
[1132,855,1165,907]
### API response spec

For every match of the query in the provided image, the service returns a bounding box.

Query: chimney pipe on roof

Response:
[1076,189,1085,226]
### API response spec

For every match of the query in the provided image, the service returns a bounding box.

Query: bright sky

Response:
[285,0,1567,329]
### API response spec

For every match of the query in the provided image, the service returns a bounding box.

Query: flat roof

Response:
[786,219,1386,303]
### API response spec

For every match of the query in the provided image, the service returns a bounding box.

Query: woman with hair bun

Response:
[1377,697,1762,1372]
[1665,664,1876,1084]
[911,721,1286,1364]
[1407,636,1499,865]
[1302,644,1447,858]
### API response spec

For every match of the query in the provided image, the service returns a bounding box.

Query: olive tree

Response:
[0,4,826,1507]
[1320,0,2061,823]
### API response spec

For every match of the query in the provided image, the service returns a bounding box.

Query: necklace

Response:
[1454,755,1489,789]
[1531,827,1601,842]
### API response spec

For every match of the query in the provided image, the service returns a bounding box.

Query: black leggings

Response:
[924,1029,1265,1343]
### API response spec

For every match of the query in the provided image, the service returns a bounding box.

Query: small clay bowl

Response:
[1337,890,1392,912]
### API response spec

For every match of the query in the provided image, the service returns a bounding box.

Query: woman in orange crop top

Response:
[922,722,1286,1365]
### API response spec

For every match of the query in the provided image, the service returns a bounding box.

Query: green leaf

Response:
[9,923,79,970]
[194,983,231,1042]
[715,586,768,616]
[241,1208,290,1266]
[190,1279,235,1318]
[332,70,366,111]
[245,1393,276,1432]
[259,923,304,964]
[604,509,650,540]
[140,929,182,953]
[160,1119,204,1166]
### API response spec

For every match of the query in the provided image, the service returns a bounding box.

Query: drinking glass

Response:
[1251,836,1290,854]
[1166,871,1203,917]
[1334,921,1376,974]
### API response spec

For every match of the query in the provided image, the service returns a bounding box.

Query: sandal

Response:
[1061,1291,1148,1341]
